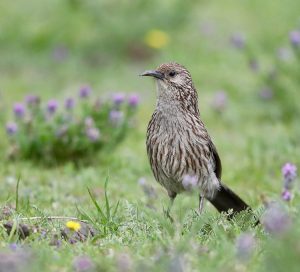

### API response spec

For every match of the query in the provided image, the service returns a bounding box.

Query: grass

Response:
[0,0,300,271]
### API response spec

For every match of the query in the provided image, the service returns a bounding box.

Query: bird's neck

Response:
[155,83,200,118]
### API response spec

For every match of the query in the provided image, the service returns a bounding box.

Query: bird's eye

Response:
[169,71,176,77]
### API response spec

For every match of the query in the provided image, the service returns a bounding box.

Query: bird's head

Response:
[141,62,199,114]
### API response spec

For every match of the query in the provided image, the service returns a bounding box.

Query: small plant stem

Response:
[18,216,88,223]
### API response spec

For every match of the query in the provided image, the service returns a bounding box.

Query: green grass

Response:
[1,0,300,271]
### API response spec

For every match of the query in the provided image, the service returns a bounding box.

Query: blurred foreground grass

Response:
[0,0,300,271]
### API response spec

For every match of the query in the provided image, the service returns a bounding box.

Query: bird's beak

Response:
[140,70,164,80]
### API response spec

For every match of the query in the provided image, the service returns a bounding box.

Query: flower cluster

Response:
[235,232,256,261]
[73,256,94,272]
[281,162,297,201]
[230,32,246,49]
[289,30,300,47]
[262,202,291,235]
[5,87,139,163]
[231,26,300,119]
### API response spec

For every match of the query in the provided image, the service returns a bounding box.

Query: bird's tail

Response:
[209,184,250,215]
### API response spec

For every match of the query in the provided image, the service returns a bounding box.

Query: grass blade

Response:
[87,187,106,221]
[104,177,111,221]
[76,205,96,225]
[15,176,21,212]
[112,200,120,218]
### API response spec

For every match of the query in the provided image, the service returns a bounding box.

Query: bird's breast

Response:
[147,113,196,184]
[146,110,218,196]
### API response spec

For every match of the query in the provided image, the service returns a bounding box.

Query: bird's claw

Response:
[198,195,205,215]
[163,207,174,223]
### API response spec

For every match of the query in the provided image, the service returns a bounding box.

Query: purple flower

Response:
[282,162,297,184]
[79,85,91,98]
[13,103,25,118]
[138,177,147,187]
[282,162,297,191]
[40,231,47,239]
[128,94,139,107]
[112,93,125,105]
[182,175,198,191]
[65,97,75,110]
[47,100,58,114]
[116,253,132,272]
[73,256,94,272]
[25,95,40,106]
[6,122,18,135]
[281,189,292,202]
[69,238,77,244]
[289,30,300,47]
[0,251,31,271]
[84,117,94,128]
[55,239,62,248]
[259,87,273,101]
[230,33,246,49]
[235,233,256,261]
[249,59,259,72]
[211,91,228,112]
[9,243,18,251]
[49,234,62,248]
[262,202,291,235]
[109,110,124,125]
[86,127,100,142]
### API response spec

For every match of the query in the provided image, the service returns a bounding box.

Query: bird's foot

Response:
[197,195,205,215]
[163,207,174,223]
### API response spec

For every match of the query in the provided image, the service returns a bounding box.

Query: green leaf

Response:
[87,187,107,222]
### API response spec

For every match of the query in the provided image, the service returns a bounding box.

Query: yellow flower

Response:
[66,221,81,231]
[144,29,170,49]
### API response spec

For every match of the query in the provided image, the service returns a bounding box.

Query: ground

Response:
[0,0,299,271]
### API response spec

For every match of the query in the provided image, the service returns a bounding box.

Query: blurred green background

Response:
[0,0,300,271]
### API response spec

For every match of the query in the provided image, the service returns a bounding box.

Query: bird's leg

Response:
[198,194,205,215]
[164,192,177,222]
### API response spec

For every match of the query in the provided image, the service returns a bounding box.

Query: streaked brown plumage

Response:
[141,62,250,217]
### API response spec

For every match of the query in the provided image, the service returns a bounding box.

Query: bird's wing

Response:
[194,118,222,180]
[208,140,222,180]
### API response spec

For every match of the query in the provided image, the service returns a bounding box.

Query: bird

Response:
[141,62,251,220]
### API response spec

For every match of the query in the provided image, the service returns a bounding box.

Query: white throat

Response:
[155,80,182,118]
